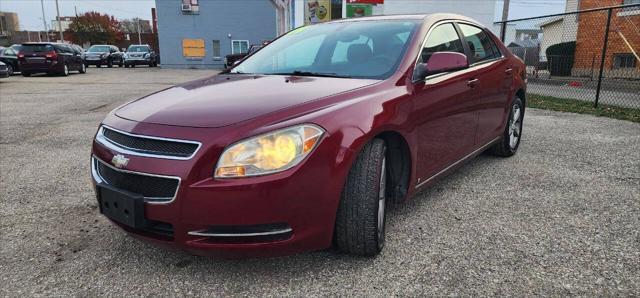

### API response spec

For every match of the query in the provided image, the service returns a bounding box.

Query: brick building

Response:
[573,0,640,79]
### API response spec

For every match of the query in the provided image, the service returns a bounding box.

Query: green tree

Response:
[66,11,123,45]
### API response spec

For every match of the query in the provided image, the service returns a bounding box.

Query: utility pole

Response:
[137,19,142,44]
[40,0,50,41]
[502,0,510,21]
[499,0,510,41]
[75,6,78,17]
[55,0,64,42]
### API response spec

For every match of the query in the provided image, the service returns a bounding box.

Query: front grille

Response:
[94,158,179,201]
[100,126,199,159]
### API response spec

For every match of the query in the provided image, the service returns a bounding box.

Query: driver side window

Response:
[419,23,465,64]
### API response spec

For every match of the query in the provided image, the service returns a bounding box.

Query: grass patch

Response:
[527,94,640,123]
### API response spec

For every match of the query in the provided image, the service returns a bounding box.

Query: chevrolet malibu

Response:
[91,14,526,257]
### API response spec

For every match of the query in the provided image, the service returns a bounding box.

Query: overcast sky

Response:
[2,0,566,31]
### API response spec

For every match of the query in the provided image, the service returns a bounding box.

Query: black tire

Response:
[6,64,14,76]
[22,72,31,77]
[79,63,86,74]
[60,64,69,76]
[96,64,101,68]
[488,96,524,157]
[107,59,113,68]
[124,64,129,68]
[132,64,136,68]
[335,138,388,256]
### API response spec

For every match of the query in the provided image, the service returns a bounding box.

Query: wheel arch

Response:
[373,131,412,203]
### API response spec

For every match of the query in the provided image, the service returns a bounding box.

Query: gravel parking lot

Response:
[1,68,639,296]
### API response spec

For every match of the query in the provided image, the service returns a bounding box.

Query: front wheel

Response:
[79,63,86,74]
[335,139,388,256]
[488,96,524,157]
[107,59,113,68]
[6,64,14,76]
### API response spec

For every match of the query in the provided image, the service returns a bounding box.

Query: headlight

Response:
[215,124,324,178]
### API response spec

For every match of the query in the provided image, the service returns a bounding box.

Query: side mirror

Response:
[415,52,469,79]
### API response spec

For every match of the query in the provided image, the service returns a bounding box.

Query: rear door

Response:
[456,23,512,145]
[20,44,53,68]
[412,22,480,182]
[56,44,74,70]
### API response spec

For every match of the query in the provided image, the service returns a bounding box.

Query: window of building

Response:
[183,39,205,58]
[613,53,637,69]
[231,40,249,54]
[182,0,199,14]
[212,40,221,58]
[458,23,502,64]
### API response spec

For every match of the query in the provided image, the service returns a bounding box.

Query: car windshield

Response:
[231,20,419,79]
[88,46,110,52]
[128,46,149,53]
[20,44,54,53]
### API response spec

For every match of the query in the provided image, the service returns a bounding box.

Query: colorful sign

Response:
[347,0,384,4]
[304,0,332,25]
[347,4,373,18]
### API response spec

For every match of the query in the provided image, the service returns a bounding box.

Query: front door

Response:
[412,23,479,183]
[457,23,512,145]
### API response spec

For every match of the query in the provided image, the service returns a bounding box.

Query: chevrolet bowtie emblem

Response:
[111,154,130,168]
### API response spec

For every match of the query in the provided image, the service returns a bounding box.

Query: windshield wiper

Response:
[272,70,351,78]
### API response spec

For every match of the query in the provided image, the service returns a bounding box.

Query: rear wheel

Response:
[107,59,113,68]
[488,96,524,157]
[335,139,388,256]
[61,64,69,76]
[79,63,86,74]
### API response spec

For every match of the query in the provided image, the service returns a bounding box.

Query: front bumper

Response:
[124,58,151,65]
[90,117,347,258]
[85,57,108,65]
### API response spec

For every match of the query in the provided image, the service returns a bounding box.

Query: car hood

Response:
[115,74,379,128]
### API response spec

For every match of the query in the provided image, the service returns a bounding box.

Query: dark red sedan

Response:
[91,14,526,257]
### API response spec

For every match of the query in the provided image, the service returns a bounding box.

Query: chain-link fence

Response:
[496,3,640,109]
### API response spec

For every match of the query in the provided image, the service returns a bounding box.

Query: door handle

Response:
[505,68,513,74]
[467,78,479,87]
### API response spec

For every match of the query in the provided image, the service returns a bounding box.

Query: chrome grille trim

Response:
[91,156,180,204]
[187,228,293,237]
[95,125,202,160]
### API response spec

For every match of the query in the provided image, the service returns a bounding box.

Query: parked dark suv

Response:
[85,45,124,67]
[18,43,86,76]
[124,44,158,67]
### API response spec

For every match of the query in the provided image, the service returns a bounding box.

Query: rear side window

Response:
[419,23,465,64]
[21,44,54,53]
[458,23,501,63]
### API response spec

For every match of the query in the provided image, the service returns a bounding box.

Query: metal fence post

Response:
[595,8,613,108]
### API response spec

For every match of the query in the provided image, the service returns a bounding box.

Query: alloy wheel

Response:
[7,65,13,76]
[64,65,69,76]
[377,156,387,250]
[508,104,522,149]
